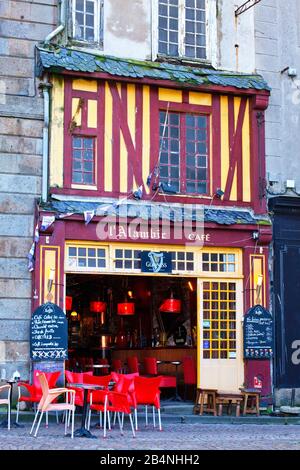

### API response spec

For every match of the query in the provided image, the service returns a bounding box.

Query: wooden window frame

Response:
[71,135,96,186]
[159,107,210,196]
[153,0,217,64]
[71,0,104,47]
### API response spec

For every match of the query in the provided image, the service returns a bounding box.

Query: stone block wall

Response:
[0,0,57,380]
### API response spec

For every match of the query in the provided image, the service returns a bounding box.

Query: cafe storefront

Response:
[32,199,272,394]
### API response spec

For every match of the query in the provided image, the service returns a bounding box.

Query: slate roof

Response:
[40,197,271,226]
[36,46,270,92]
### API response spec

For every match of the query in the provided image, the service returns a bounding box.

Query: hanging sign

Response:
[141,251,172,273]
[243,304,273,359]
[30,302,68,361]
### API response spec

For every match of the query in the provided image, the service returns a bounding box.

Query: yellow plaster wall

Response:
[189,91,212,106]
[159,87,182,103]
[50,76,64,188]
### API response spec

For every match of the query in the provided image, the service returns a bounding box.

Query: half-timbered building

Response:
[35,45,272,394]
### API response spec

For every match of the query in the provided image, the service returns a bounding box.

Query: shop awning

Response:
[40,195,271,226]
[36,46,270,92]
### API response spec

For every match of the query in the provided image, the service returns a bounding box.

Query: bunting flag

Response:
[40,215,55,231]
[27,223,40,272]
[84,210,95,225]
[133,185,143,200]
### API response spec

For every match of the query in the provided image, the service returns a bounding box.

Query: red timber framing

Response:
[59,75,269,213]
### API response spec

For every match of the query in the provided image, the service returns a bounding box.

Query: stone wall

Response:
[0,0,57,380]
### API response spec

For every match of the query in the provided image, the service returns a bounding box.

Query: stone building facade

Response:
[0,0,57,378]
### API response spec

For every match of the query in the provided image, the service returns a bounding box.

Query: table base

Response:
[0,420,24,428]
[74,427,97,439]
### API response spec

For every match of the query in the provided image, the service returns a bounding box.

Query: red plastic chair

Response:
[127,356,139,374]
[86,374,112,429]
[17,370,61,423]
[104,391,136,437]
[112,359,123,373]
[144,357,176,389]
[183,356,197,401]
[65,370,93,407]
[111,372,139,430]
[134,376,162,430]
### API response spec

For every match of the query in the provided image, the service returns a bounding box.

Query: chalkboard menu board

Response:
[243,305,273,359]
[30,302,68,361]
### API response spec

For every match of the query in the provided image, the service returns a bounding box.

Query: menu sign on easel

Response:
[243,305,273,359]
[30,302,68,361]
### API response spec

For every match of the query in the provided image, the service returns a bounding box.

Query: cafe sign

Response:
[243,304,273,359]
[30,302,68,361]
[141,251,172,273]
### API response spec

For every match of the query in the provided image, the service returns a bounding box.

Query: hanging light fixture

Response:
[90,300,107,313]
[159,290,181,313]
[117,301,135,315]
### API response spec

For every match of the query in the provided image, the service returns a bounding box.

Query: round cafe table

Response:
[68,382,105,438]
[92,364,111,376]
[157,360,183,402]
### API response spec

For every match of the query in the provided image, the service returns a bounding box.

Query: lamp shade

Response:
[160,298,181,313]
[117,302,135,315]
[90,301,107,313]
[66,296,73,311]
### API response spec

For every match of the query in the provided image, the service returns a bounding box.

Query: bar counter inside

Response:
[111,347,196,380]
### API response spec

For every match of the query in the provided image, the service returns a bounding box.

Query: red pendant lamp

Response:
[159,291,181,313]
[90,300,107,313]
[66,296,73,311]
[117,302,135,315]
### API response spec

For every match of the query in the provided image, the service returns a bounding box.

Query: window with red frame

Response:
[72,136,95,185]
[159,111,209,194]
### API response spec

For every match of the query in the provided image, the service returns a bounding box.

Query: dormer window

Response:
[72,0,104,45]
[158,0,207,60]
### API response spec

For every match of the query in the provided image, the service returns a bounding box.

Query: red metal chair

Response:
[17,370,61,423]
[104,391,136,437]
[134,376,162,430]
[183,356,197,401]
[144,357,176,389]
[127,356,139,373]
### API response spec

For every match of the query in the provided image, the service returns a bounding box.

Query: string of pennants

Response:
[26,191,143,273]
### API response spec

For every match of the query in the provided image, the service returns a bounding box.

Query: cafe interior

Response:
[65,274,197,396]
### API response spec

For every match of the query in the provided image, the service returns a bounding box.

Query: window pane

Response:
[69,247,77,257]
[76,0,84,11]
[86,1,94,13]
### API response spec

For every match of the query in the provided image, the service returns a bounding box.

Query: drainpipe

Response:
[40,78,52,202]
[44,0,67,44]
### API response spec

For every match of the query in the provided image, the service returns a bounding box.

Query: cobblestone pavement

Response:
[1,418,300,450]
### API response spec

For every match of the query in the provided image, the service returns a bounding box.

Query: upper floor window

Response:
[158,0,206,60]
[72,136,96,185]
[72,0,104,45]
[159,111,209,195]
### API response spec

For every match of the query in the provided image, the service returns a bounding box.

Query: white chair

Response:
[0,384,11,430]
[30,372,75,438]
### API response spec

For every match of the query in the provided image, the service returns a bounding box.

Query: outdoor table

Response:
[0,379,24,429]
[157,360,182,401]
[68,382,105,438]
[92,364,111,376]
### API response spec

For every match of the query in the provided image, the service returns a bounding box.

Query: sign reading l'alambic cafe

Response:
[98,222,211,244]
